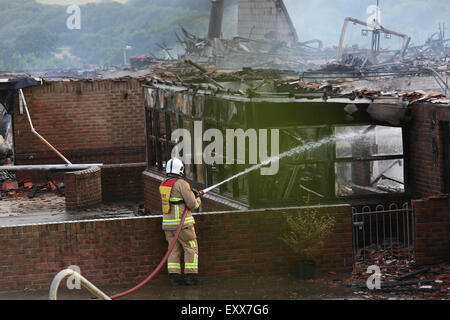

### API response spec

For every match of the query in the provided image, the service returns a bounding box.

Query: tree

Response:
[14,26,58,58]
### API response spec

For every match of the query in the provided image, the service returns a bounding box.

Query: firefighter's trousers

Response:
[164,225,198,274]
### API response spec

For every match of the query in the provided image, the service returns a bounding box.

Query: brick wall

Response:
[101,163,146,202]
[0,204,352,292]
[64,167,102,210]
[13,79,146,166]
[413,195,450,265]
[406,103,450,198]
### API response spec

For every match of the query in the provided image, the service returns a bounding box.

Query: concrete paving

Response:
[0,193,138,227]
[0,275,355,300]
[0,194,357,301]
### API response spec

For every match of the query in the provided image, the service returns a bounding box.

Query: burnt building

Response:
[140,72,449,211]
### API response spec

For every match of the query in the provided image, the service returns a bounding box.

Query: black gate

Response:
[352,202,415,264]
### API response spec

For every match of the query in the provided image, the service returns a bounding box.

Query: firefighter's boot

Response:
[170,274,185,286]
[185,274,199,286]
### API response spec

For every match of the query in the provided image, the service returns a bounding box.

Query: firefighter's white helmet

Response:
[166,158,184,176]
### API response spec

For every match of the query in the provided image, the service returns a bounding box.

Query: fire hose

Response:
[106,189,206,299]
[51,171,244,300]
[107,209,189,299]
[50,205,191,300]
[49,188,207,300]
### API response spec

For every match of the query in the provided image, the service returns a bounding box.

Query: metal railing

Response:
[352,202,415,264]
[49,268,111,300]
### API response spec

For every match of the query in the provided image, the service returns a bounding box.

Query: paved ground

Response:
[0,193,448,301]
[0,192,139,227]
[0,274,356,300]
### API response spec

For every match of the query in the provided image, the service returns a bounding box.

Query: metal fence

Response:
[352,202,415,264]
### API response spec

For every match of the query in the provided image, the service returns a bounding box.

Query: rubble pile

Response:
[305,55,450,78]
[178,24,336,72]
[0,177,64,200]
[346,248,450,300]
[144,62,450,107]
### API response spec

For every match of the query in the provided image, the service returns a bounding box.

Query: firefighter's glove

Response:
[195,197,202,209]
[192,188,202,198]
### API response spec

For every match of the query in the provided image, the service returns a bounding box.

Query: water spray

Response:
[199,129,368,196]
[51,128,376,300]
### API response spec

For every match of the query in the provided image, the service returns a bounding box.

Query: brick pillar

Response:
[413,195,450,265]
[64,166,102,210]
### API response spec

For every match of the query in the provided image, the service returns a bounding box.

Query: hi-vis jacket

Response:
[159,175,200,230]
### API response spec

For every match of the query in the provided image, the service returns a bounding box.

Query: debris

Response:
[345,245,450,299]
[2,180,18,191]
[395,268,430,281]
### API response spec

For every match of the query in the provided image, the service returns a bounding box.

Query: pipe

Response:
[49,268,111,300]
[49,170,244,299]
[50,206,190,300]
[207,0,224,39]
[50,174,236,300]
[19,89,72,165]
[0,164,102,170]
[337,17,411,61]
[98,207,189,300]
[100,176,232,298]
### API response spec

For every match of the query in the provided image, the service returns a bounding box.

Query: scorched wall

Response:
[406,102,450,198]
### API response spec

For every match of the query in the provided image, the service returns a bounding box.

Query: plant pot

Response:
[295,260,315,280]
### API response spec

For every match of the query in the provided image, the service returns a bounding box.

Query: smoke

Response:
[2,0,448,72]
[223,1,238,38]
[283,0,450,47]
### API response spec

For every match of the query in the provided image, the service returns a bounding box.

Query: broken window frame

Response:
[143,86,250,201]
[333,124,406,199]
[144,84,408,207]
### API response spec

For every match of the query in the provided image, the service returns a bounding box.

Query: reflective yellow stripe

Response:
[162,203,195,226]
[163,216,195,226]
[169,198,184,201]
[185,254,198,269]
[189,240,196,248]
[168,262,181,269]
[163,217,195,226]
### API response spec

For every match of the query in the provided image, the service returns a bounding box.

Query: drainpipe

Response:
[19,89,72,165]
[208,0,224,39]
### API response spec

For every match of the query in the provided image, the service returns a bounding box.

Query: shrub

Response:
[281,205,336,261]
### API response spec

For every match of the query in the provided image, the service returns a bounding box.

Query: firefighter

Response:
[160,157,202,286]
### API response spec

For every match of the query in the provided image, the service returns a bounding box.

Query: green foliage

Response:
[14,26,58,58]
[3,0,446,71]
[281,203,336,261]
[0,0,211,71]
